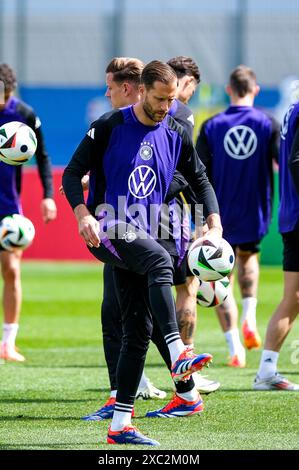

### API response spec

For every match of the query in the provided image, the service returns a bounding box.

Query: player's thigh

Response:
[91,224,173,279]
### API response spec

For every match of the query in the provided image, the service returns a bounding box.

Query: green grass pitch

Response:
[0,262,298,450]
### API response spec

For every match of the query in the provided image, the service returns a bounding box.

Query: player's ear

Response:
[122,82,130,96]
[186,76,194,88]
[225,85,232,97]
[254,84,260,97]
[139,84,146,97]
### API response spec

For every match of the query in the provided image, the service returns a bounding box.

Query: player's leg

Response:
[82,263,123,420]
[175,258,220,392]
[102,264,122,393]
[237,242,262,349]
[90,224,213,380]
[148,317,204,418]
[215,272,246,367]
[111,271,203,423]
[254,231,299,391]
[107,268,160,445]
[254,271,299,390]
[0,249,25,362]
[176,276,198,346]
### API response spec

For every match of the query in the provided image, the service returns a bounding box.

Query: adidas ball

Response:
[188,238,235,281]
[197,277,230,308]
[0,121,37,165]
[0,214,35,251]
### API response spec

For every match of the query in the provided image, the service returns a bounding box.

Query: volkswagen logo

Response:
[224,125,257,160]
[128,165,157,199]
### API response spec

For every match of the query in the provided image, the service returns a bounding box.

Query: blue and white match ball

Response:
[0,214,35,251]
[197,277,230,308]
[188,238,235,281]
[0,121,37,166]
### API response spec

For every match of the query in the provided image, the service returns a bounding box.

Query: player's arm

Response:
[164,108,194,203]
[195,120,213,180]
[63,112,117,247]
[176,130,222,243]
[288,120,299,195]
[23,106,57,223]
[164,171,188,203]
[269,116,280,165]
[62,124,102,247]
[174,114,194,141]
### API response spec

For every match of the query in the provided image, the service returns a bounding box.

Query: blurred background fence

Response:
[1,0,299,262]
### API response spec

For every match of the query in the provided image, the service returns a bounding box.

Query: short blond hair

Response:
[105,57,144,86]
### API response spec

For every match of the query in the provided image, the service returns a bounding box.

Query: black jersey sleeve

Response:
[62,110,122,211]
[17,101,54,198]
[288,118,299,195]
[269,115,280,164]
[164,170,189,203]
[165,102,194,202]
[195,119,212,180]
[170,118,219,218]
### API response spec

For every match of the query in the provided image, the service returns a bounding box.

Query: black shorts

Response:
[231,241,261,254]
[173,255,193,286]
[282,230,299,271]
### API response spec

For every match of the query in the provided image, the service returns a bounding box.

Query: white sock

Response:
[224,328,244,358]
[165,335,185,364]
[110,402,133,431]
[138,371,149,389]
[177,387,199,402]
[241,297,257,330]
[110,390,117,398]
[2,323,19,348]
[257,350,279,379]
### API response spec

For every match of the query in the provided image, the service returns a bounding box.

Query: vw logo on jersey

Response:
[224,125,257,160]
[280,105,295,140]
[128,165,157,199]
[139,141,154,161]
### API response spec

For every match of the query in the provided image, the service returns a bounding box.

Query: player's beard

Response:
[143,98,167,123]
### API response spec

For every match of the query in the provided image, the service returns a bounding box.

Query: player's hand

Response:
[41,198,57,223]
[74,205,100,248]
[191,216,222,250]
[203,226,222,246]
[78,214,100,248]
[81,174,90,191]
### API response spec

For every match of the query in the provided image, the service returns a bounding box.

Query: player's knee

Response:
[151,245,173,268]
[101,301,121,331]
[148,249,173,286]
[1,260,21,283]
[121,334,151,359]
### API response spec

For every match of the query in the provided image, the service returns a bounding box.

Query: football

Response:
[197,276,230,307]
[0,121,37,165]
[0,214,35,251]
[188,237,235,281]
